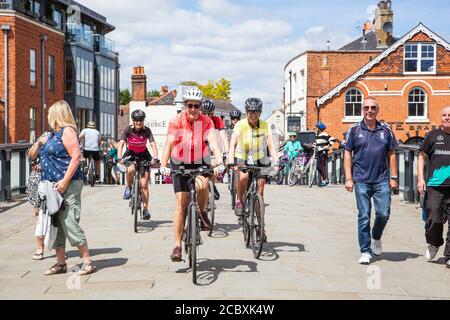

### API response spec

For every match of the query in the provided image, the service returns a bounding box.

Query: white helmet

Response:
[182,87,203,102]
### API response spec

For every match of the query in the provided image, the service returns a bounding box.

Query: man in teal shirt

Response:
[284,132,303,160]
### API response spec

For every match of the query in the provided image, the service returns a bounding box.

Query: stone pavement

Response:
[0,183,449,300]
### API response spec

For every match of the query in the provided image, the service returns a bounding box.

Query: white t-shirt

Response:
[80,128,101,151]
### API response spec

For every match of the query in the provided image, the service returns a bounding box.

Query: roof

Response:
[338,31,398,51]
[147,91,177,105]
[211,99,238,113]
[317,23,450,107]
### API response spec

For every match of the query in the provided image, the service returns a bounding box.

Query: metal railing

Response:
[0,144,32,202]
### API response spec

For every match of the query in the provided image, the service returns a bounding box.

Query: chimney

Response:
[160,85,169,96]
[373,0,394,48]
[131,66,147,102]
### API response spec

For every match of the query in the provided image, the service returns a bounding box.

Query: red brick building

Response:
[314,23,450,145]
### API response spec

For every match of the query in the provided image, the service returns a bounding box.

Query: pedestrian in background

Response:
[343,96,399,265]
[315,122,339,187]
[417,106,450,268]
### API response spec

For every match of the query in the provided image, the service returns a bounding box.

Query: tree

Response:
[120,89,131,105]
[148,90,160,97]
[179,79,232,101]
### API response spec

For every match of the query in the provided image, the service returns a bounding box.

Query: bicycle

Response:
[228,169,237,210]
[236,165,266,259]
[171,166,213,285]
[287,146,317,188]
[81,153,96,187]
[124,156,152,233]
[206,180,215,237]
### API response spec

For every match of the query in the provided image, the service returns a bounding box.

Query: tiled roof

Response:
[339,31,398,51]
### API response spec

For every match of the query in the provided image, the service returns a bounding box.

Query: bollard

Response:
[403,150,415,203]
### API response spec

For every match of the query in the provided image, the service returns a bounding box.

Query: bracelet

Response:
[346,179,353,182]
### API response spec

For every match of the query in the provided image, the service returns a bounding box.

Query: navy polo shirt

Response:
[343,121,398,184]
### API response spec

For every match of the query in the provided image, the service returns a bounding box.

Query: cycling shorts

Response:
[83,150,101,161]
[171,162,211,193]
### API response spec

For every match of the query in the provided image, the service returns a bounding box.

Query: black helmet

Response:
[230,110,242,118]
[201,99,215,113]
[244,98,263,112]
[131,109,146,121]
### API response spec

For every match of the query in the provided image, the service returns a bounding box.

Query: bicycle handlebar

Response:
[170,166,213,177]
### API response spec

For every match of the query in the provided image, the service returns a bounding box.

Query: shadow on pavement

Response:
[53,247,123,259]
[0,199,28,214]
[137,220,172,233]
[373,252,421,262]
[208,223,241,239]
[430,257,447,265]
[259,242,306,262]
[87,258,128,271]
[176,258,258,286]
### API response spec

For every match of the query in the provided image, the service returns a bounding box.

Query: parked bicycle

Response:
[236,165,266,259]
[287,145,317,187]
[171,166,213,285]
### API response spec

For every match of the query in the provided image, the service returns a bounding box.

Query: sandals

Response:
[44,263,67,276]
[32,251,44,261]
[79,261,96,276]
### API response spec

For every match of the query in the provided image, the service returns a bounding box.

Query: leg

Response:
[237,171,249,203]
[174,192,189,247]
[195,175,210,214]
[425,187,446,248]
[140,172,150,211]
[95,160,101,177]
[126,165,135,188]
[258,178,266,198]
[372,181,391,241]
[34,207,44,254]
[355,183,373,254]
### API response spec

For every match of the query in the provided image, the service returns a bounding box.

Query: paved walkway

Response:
[0,183,448,300]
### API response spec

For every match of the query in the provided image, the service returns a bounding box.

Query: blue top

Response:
[284,141,303,160]
[343,121,398,184]
[40,128,83,183]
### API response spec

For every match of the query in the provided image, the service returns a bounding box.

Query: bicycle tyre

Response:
[207,181,215,237]
[230,171,236,210]
[189,204,198,284]
[287,160,299,187]
[275,165,285,185]
[308,158,317,188]
[89,161,95,187]
[250,193,265,259]
[133,181,140,233]
[243,196,251,248]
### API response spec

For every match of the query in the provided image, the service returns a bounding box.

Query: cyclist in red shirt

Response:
[159,88,224,262]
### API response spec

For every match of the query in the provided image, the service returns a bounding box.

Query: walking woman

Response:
[27,100,96,276]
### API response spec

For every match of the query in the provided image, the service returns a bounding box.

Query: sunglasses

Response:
[363,105,378,111]
[231,117,240,121]
[186,103,201,109]
[133,119,144,123]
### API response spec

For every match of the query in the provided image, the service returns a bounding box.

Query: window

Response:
[75,57,93,98]
[300,70,305,97]
[408,88,427,119]
[344,88,363,118]
[65,56,73,94]
[48,55,55,92]
[100,66,116,103]
[404,43,436,73]
[30,107,36,143]
[30,49,36,87]
[53,9,62,29]
[33,0,40,15]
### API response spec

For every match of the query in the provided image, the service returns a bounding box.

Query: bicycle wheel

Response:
[89,161,95,187]
[189,204,198,284]
[133,181,141,233]
[207,181,215,237]
[275,164,285,185]
[308,158,317,188]
[288,160,300,187]
[243,197,251,248]
[250,194,265,259]
[230,171,236,210]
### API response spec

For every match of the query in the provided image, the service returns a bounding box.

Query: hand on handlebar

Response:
[159,166,171,177]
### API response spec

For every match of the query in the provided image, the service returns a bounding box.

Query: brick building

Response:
[315,23,450,145]
[0,0,119,144]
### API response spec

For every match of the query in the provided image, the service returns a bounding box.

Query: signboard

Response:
[287,116,301,133]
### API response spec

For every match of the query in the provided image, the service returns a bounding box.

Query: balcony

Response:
[66,23,94,50]
[0,0,13,10]
[94,34,116,57]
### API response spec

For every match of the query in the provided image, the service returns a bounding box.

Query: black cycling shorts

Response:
[234,157,271,178]
[123,150,153,172]
[83,150,101,161]
[171,162,211,193]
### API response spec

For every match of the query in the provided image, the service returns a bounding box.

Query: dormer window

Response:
[404,43,436,74]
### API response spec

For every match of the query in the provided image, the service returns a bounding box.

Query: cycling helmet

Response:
[182,87,203,102]
[201,99,216,113]
[289,132,297,137]
[131,109,146,121]
[230,110,242,118]
[316,121,326,131]
[244,98,263,112]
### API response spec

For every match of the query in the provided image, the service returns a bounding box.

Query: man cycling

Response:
[315,121,339,187]
[79,121,101,180]
[159,88,224,262]
[201,99,228,199]
[228,98,279,218]
[118,109,159,221]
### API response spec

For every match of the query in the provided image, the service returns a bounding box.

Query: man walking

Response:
[343,96,399,265]
[418,106,450,268]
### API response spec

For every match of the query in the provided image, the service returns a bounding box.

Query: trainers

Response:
[426,245,440,261]
[143,210,151,221]
[235,201,243,217]
[446,259,450,268]
[123,187,131,200]
[200,212,211,231]
[319,181,328,187]
[359,252,372,265]
[371,239,382,256]
[213,185,220,201]
[170,246,182,262]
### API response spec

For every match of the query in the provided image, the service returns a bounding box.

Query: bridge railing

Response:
[0,144,32,202]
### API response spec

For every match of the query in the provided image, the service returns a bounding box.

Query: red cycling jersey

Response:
[211,115,224,130]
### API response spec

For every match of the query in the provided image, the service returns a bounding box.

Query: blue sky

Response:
[80,0,449,116]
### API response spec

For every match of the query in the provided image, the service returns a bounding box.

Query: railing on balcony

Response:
[0,0,13,10]
[94,34,116,56]
[66,23,94,50]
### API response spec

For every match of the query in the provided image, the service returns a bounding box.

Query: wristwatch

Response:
[390,176,399,182]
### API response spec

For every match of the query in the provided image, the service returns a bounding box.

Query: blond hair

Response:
[48,100,77,132]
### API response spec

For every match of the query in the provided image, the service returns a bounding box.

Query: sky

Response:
[78,0,450,117]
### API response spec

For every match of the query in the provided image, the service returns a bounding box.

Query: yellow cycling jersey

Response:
[233,119,272,161]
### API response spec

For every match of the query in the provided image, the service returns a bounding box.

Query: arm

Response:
[344,150,354,193]
[27,136,48,160]
[418,152,427,194]
[54,128,82,193]
[117,140,126,163]
[388,150,398,190]
[150,141,159,160]
[207,130,223,166]
[220,130,229,154]
[228,132,238,165]
[161,134,175,168]
[266,133,278,166]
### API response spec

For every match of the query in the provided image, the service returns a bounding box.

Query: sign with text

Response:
[287,116,301,133]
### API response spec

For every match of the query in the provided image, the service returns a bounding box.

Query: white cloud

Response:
[79,0,353,113]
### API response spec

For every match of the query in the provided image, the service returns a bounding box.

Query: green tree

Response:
[148,90,160,97]
[120,88,131,105]
[179,79,232,101]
